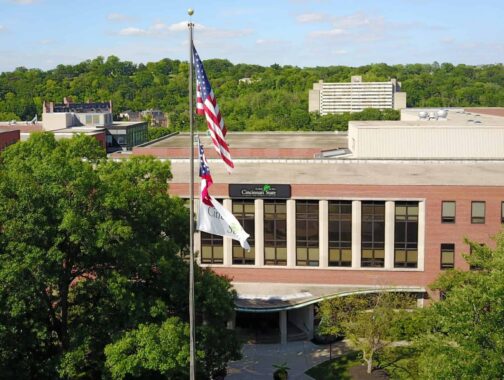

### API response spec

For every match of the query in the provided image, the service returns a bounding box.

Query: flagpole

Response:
[187,8,196,380]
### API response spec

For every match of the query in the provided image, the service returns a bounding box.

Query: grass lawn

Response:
[305,351,361,380]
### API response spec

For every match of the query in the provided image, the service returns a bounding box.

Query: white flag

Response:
[197,196,250,250]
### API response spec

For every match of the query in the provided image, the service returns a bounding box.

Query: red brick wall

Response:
[0,130,20,151]
[172,183,504,289]
[92,132,106,149]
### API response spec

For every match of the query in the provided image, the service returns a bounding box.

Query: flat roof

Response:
[392,107,504,126]
[128,132,349,160]
[167,159,504,187]
[147,132,347,149]
[0,122,43,133]
[106,121,147,130]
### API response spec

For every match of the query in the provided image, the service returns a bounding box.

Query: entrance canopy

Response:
[233,282,425,313]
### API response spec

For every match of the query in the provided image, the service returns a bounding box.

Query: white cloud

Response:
[107,13,131,22]
[39,39,52,45]
[309,28,345,38]
[116,21,252,40]
[0,25,6,32]
[118,27,148,36]
[296,13,327,23]
[10,0,37,4]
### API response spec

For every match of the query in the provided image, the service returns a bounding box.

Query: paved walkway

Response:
[226,340,349,379]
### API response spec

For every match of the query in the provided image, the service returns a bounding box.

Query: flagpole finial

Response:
[188,8,194,16]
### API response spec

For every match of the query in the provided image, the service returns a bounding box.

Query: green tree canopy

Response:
[0,133,240,379]
[411,235,504,379]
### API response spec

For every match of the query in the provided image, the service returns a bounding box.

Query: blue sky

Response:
[0,0,502,72]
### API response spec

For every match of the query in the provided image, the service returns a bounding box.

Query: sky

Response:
[0,0,503,72]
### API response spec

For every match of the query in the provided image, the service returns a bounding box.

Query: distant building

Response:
[120,109,167,127]
[0,129,20,151]
[141,109,167,127]
[309,76,407,114]
[0,99,148,153]
[42,98,148,151]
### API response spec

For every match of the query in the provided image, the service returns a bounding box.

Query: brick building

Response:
[113,107,504,343]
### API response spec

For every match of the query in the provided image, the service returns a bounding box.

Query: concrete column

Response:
[223,199,233,266]
[416,294,425,308]
[287,199,296,267]
[385,201,395,270]
[417,201,426,271]
[255,199,264,267]
[280,310,287,345]
[352,200,361,269]
[319,200,329,268]
[307,304,315,340]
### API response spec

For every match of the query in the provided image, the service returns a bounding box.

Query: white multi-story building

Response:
[309,75,407,114]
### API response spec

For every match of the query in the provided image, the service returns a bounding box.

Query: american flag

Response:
[193,46,234,172]
[198,137,213,207]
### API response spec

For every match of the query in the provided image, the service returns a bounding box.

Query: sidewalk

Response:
[226,340,349,379]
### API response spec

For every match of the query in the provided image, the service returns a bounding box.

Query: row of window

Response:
[441,201,504,224]
[201,200,420,269]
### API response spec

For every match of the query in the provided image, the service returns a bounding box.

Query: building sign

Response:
[229,184,291,199]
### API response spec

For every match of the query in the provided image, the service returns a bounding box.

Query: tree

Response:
[343,293,413,374]
[411,235,504,379]
[0,133,240,379]
[318,293,415,374]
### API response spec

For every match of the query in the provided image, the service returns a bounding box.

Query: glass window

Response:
[501,202,504,224]
[264,200,287,266]
[296,201,319,266]
[232,200,255,265]
[471,201,485,224]
[200,232,223,264]
[328,201,352,267]
[440,243,454,269]
[441,201,456,223]
[93,114,100,124]
[394,202,419,268]
[361,201,385,267]
[85,115,92,125]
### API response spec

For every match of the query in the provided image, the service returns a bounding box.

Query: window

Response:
[296,201,319,266]
[200,232,223,264]
[85,115,93,125]
[394,202,419,268]
[93,114,100,124]
[441,201,456,223]
[471,201,485,224]
[501,202,504,224]
[328,201,352,267]
[264,200,287,266]
[232,200,255,265]
[440,244,454,269]
[361,201,385,267]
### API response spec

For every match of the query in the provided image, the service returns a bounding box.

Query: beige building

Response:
[309,75,407,114]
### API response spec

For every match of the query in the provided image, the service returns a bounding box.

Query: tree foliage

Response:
[0,133,240,379]
[318,293,416,374]
[1,57,502,130]
[410,235,504,379]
